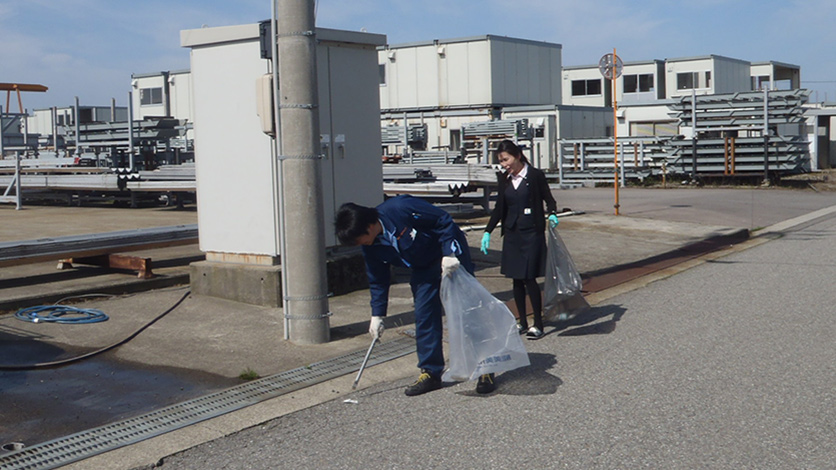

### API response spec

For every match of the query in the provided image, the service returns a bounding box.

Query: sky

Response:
[2,0,836,111]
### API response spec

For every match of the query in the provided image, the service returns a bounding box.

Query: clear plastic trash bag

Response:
[441,269,530,382]
[544,224,590,322]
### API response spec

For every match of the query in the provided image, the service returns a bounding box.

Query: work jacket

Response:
[362,195,467,317]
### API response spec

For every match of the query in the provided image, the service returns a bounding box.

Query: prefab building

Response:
[621,103,680,138]
[26,104,128,149]
[803,105,836,171]
[130,70,194,147]
[563,60,665,108]
[131,70,193,122]
[664,55,751,99]
[561,55,795,139]
[380,35,562,110]
[618,60,666,105]
[750,61,801,91]
[27,105,128,134]
[379,35,562,159]
[562,65,609,107]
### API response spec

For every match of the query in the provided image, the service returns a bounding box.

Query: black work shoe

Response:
[476,373,496,394]
[404,370,442,396]
[526,326,544,340]
[517,323,526,334]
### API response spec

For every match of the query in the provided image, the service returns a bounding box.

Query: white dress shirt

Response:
[509,163,529,190]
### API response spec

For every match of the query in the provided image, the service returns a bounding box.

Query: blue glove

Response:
[480,232,491,255]
[548,214,559,227]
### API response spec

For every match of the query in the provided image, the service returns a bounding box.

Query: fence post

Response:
[724,136,729,175]
[731,137,736,175]
[573,143,578,170]
[633,142,638,167]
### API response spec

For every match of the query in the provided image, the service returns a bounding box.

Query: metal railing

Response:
[557,136,671,184]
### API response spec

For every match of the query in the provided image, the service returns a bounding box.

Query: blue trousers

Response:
[411,252,474,378]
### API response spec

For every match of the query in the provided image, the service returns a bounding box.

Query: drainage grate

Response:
[0,337,415,470]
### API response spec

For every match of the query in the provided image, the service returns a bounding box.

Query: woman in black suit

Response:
[481,139,558,340]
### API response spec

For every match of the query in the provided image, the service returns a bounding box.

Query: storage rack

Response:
[461,118,533,164]
[665,88,810,177]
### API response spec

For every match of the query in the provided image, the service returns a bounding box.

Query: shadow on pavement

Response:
[553,304,627,336]
[455,353,562,398]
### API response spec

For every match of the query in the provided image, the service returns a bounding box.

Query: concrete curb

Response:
[0,273,192,314]
[580,227,750,293]
[754,204,836,236]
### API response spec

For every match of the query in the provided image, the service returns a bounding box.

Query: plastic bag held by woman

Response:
[544,224,590,321]
[441,269,530,382]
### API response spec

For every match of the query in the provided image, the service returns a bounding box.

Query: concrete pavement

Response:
[1,187,834,468]
[149,204,836,469]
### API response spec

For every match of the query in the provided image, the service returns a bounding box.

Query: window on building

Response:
[449,129,461,151]
[677,72,697,90]
[624,75,637,93]
[630,120,679,137]
[655,121,679,136]
[379,64,386,86]
[705,71,711,89]
[571,79,602,96]
[639,74,654,92]
[140,87,163,106]
[624,73,654,93]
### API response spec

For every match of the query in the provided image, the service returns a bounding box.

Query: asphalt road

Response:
[554,186,836,230]
[148,208,836,469]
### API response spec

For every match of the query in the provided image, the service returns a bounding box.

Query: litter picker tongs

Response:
[352,338,379,390]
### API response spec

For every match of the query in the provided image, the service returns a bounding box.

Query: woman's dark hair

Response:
[335,202,379,245]
[494,139,529,165]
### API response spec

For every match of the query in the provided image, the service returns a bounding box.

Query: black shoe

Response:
[476,373,496,394]
[404,370,442,396]
[517,323,528,334]
[526,326,544,340]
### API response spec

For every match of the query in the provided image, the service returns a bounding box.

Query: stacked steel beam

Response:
[666,89,810,176]
[556,136,671,184]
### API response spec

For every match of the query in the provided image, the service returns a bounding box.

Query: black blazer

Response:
[485,165,557,236]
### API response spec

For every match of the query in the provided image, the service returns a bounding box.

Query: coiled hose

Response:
[15,305,109,324]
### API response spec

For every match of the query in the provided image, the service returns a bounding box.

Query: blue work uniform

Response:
[362,195,474,378]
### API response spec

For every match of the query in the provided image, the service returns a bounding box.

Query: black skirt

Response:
[500,226,547,279]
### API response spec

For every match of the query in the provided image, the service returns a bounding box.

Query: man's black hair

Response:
[335,202,379,245]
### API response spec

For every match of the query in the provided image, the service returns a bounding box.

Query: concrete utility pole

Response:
[276,0,330,344]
